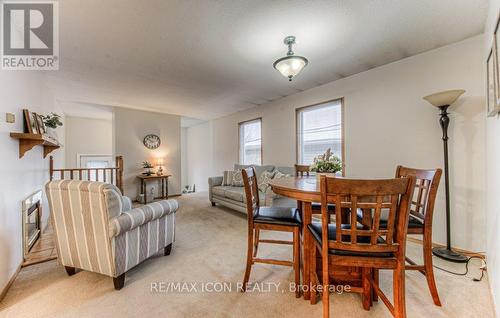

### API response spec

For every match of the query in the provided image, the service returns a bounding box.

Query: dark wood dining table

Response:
[268,176,323,300]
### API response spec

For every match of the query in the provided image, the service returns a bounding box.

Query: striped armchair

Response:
[46,180,177,289]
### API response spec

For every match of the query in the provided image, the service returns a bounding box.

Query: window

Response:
[239,118,262,165]
[297,99,343,166]
[77,154,113,181]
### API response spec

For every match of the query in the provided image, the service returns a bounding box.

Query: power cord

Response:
[433,256,486,282]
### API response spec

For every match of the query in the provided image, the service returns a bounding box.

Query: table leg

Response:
[143,180,147,204]
[302,201,312,300]
[166,177,169,199]
[161,178,165,199]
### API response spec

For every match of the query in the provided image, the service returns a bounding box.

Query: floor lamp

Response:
[423,89,468,263]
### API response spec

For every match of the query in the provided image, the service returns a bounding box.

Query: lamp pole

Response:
[431,105,468,263]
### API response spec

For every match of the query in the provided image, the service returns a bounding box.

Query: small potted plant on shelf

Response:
[142,161,154,176]
[310,148,343,181]
[41,113,63,141]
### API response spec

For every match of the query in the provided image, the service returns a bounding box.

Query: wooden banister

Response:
[49,156,124,192]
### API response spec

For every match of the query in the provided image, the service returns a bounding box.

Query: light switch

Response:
[6,113,15,123]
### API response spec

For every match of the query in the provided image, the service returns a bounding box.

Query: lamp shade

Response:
[423,89,465,107]
[273,56,308,81]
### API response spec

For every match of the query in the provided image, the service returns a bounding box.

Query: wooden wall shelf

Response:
[10,133,61,159]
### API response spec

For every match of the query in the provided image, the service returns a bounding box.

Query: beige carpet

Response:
[0,192,496,318]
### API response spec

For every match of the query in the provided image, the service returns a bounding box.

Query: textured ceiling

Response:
[47,0,488,120]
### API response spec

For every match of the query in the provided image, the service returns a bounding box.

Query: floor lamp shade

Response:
[423,89,465,107]
[423,89,468,263]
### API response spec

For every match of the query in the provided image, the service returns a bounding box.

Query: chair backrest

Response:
[45,180,124,276]
[395,166,442,226]
[319,176,415,256]
[295,164,310,177]
[242,167,259,223]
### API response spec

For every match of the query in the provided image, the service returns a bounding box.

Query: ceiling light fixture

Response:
[273,36,308,81]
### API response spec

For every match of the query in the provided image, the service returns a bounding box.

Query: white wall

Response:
[0,72,65,294]
[114,108,181,199]
[64,116,113,168]
[192,35,486,253]
[485,0,500,314]
[186,122,213,192]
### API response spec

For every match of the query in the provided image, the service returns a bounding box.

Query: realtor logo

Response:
[1,1,59,70]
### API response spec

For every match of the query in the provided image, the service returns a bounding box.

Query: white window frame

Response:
[296,99,344,175]
[238,118,262,165]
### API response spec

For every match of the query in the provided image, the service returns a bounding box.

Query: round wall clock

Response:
[143,134,161,149]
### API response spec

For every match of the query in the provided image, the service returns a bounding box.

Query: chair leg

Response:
[372,269,379,302]
[253,229,260,257]
[293,227,301,298]
[164,243,172,256]
[65,266,76,276]
[322,248,330,318]
[241,227,254,292]
[393,264,406,318]
[423,233,442,306]
[113,273,125,290]
[310,244,318,305]
[362,268,372,310]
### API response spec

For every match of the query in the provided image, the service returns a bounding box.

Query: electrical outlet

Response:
[6,113,15,123]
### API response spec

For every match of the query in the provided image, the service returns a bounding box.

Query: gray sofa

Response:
[208,164,296,213]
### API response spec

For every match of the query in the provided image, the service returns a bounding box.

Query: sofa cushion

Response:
[225,187,245,202]
[233,164,275,180]
[212,185,266,204]
[212,186,233,197]
[258,170,276,193]
[223,171,233,186]
[275,166,295,176]
[231,170,244,186]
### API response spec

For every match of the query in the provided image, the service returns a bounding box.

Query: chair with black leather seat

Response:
[358,166,442,306]
[241,167,302,297]
[309,175,416,318]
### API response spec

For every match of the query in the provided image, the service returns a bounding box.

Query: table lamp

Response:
[423,89,468,263]
[156,158,164,176]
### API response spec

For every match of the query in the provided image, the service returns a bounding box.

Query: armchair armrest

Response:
[208,176,223,202]
[121,196,132,212]
[109,199,178,237]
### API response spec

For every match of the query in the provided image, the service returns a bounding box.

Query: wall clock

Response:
[143,134,161,149]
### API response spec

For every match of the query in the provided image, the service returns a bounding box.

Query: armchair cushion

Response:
[110,199,178,237]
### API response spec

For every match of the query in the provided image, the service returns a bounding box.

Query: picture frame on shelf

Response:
[32,113,41,134]
[487,47,499,117]
[35,113,46,134]
[23,109,36,134]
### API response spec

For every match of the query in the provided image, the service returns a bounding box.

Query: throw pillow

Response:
[270,171,291,199]
[231,170,244,187]
[273,171,290,180]
[223,171,233,186]
[258,170,276,193]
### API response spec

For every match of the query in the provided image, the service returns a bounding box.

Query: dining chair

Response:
[309,175,416,318]
[241,167,302,297]
[295,164,311,177]
[359,166,443,306]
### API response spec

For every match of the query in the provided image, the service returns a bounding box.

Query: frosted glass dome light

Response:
[273,36,308,81]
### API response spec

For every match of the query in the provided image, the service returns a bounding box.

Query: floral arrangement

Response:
[41,113,63,129]
[310,148,342,173]
[142,161,154,175]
